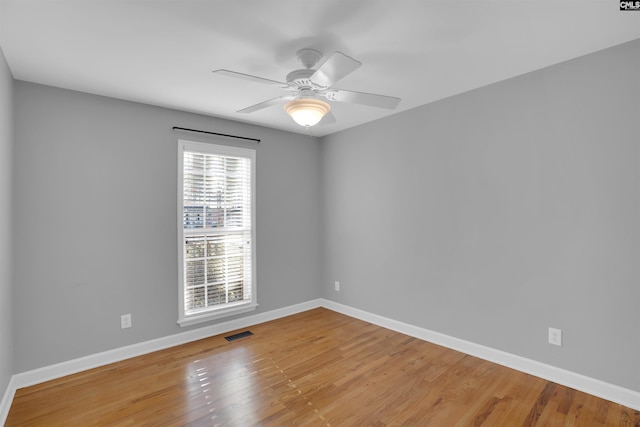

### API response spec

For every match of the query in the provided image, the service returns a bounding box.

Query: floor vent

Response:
[225,330,254,342]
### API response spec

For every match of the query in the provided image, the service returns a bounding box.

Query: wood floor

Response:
[6,308,640,426]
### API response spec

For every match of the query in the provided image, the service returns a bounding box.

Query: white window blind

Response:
[178,140,256,326]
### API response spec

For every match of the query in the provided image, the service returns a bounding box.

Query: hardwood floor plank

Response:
[521,382,558,426]
[6,308,640,426]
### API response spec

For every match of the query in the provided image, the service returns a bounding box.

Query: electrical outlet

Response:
[121,314,132,329]
[548,327,562,346]
[334,281,340,291]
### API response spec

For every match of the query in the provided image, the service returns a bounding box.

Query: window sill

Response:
[178,303,258,327]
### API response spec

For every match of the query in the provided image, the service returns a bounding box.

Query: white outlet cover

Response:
[548,327,562,346]
[121,314,132,329]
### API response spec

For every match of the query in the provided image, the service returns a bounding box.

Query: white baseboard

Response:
[0,376,16,425]
[2,297,638,426]
[320,299,640,411]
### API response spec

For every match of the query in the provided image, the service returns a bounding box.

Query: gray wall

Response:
[13,82,322,372]
[321,39,640,391]
[8,38,640,395]
[0,47,14,396]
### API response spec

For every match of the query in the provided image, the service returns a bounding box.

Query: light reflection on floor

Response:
[184,346,257,425]
[182,342,330,426]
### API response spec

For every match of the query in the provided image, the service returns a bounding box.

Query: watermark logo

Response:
[620,1,640,10]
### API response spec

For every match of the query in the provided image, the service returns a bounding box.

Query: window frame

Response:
[177,139,257,327]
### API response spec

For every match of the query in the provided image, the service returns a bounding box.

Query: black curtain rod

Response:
[172,126,260,143]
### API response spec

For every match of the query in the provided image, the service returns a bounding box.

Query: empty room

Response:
[1,1,640,425]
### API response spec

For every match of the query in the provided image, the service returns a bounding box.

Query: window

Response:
[178,140,256,326]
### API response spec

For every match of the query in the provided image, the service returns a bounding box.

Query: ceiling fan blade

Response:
[310,52,362,88]
[319,110,336,125]
[237,95,294,113]
[212,69,286,86]
[325,89,400,110]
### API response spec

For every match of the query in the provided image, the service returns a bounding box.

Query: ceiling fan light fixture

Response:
[284,98,331,127]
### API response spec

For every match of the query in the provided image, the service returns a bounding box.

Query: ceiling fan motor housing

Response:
[286,69,327,92]
[284,48,329,92]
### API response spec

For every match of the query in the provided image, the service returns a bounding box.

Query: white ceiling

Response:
[1,1,639,137]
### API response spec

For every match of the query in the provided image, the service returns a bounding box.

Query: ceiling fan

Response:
[212,48,401,127]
